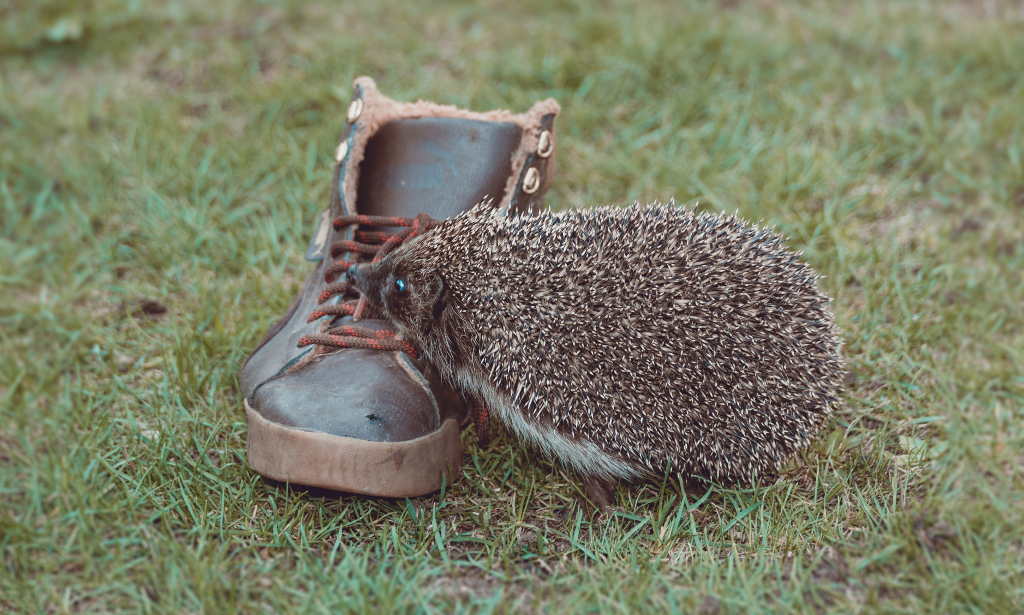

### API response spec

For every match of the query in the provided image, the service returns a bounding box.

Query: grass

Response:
[1,0,1023,611]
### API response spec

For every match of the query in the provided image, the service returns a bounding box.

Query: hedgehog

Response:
[346,201,844,507]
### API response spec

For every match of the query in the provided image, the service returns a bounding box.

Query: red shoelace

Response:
[471,399,491,447]
[295,211,491,446]
[296,212,438,358]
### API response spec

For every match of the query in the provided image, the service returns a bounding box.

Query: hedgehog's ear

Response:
[431,274,449,322]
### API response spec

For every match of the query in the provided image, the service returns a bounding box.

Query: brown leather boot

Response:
[241,77,559,497]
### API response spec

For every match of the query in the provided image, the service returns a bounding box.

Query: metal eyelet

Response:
[522,167,540,194]
[346,98,364,123]
[536,130,553,158]
[334,141,348,163]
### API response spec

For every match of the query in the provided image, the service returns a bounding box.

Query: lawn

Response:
[1,0,1023,612]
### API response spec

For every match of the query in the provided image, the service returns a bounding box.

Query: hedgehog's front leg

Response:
[469,397,491,447]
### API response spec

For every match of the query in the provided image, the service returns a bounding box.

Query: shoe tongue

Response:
[357,117,522,220]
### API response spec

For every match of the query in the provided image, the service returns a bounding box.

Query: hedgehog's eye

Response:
[394,278,407,294]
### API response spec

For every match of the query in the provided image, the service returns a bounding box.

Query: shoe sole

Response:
[245,399,463,497]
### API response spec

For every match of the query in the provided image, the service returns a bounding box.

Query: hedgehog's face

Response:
[347,256,448,343]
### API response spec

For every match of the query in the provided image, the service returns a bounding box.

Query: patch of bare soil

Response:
[431,567,553,612]
[940,0,1024,20]
[853,197,944,252]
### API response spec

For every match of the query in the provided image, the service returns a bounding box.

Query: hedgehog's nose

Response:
[347,264,363,289]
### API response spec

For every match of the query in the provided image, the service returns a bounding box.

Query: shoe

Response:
[241,77,559,497]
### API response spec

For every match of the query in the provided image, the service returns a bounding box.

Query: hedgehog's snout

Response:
[346,264,366,292]
[347,264,379,305]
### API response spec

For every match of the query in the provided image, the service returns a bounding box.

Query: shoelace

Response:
[471,400,491,447]
[297,212,438,357]
[295,211,491,446]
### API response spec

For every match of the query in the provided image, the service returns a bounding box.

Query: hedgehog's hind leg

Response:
[579,472,617,511]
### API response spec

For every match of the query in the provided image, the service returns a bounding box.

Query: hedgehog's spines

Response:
[360,203,844,482]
